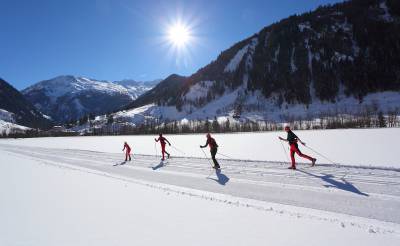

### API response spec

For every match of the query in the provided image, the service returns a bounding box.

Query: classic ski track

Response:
[1,144,400,227]
[3,145,400,189]
[17,146,400,186]
[7,146,400,187]
[3,149,400,237]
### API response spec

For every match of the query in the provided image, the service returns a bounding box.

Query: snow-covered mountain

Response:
[22,75,160,123]
[114,79,161,99]
[0,78,51,130]
[118,0,400,125]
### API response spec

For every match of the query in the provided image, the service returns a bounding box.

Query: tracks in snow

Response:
[1,144,400,226]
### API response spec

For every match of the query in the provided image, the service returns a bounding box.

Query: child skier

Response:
[155,133,171,161]
[200,133,221,169]
[122,141,132,162]
[279,126,316,170]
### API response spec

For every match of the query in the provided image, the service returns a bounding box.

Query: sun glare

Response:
[167,23,191,47]
[160,15,199,67]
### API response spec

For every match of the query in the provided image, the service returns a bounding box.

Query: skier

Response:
[278,126,316,170]
[155,133,171,161]
[200,133,221,169]
[122,141,132,162]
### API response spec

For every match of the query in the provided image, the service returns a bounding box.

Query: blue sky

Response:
[0,0,342,90]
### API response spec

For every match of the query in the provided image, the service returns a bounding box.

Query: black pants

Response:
[210,148,220,168]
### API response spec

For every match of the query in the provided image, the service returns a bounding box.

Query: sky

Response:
[0,0,343,90]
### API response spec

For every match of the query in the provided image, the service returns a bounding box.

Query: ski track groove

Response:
[1,144,400,227]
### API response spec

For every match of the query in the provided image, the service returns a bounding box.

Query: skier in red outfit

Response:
[122,141,132,161]
[155,133,171,160]
[200,133,221,169]
[279,126,316,170]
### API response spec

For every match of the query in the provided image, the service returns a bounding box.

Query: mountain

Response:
[126,74,187,109]
[114,79,161,99]
[22,75,159,123]
[0,78,52,129]
[120,0,400,123]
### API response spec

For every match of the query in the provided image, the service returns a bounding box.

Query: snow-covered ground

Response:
[1,128,399,167]
[0,143,399,245]
[1,128,399,245]
[0,120,30,135]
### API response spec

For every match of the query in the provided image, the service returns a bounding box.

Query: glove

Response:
[199,145,202,148]
[169,143,171,146]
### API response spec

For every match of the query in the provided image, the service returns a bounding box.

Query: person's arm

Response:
[122,145,126,151]
[278,136,288,142]
[200,139,209,148]
[165,138,171,146]
[155,137,159,142]
[293,134,306,145]
[298,138,306,145]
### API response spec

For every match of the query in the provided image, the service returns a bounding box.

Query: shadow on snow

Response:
[152,160,165,170]
[208,169,230,186]
[298,169,369,196]
[113,161,127,166]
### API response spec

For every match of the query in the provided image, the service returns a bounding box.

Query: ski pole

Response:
[304,145,348,179]
[217,152,234,159]
[200,147,213,169]
[154,142,158,159]
[279,139,290,166]
[170,145,186,155]
[304,145,335,165]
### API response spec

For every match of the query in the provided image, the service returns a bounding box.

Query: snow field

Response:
[1,128,399,168]
[1,150,399,246]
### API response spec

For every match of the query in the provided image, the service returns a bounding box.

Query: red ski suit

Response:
[123,143,131,161]
[286,130,313,168]
[289,142,313,167]
[155,136,170,160]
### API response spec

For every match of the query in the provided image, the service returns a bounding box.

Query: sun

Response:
[160,16,199,67]
[167,23,191,48]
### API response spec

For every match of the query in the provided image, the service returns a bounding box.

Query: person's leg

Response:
[128,150,131,161]
[161,144,165,160]
[211,148,220,168]
[125,151,128,161]
[165,149,170,158]
[289,144,296,169]
[295,148,313,161]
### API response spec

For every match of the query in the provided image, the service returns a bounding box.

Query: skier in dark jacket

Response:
[279,126,316,170]
[200,133,221,169]
[155,133,171,161]
[122,141,132,161]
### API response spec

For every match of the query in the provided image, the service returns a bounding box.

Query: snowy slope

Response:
[1,137,399,245]
[107,87,400,125]
[0,120,31,135]
[114,79,161,99]
[0,109,15,123]
[22,76,159,123]
[115,0,400,125]
[0,78,51,129]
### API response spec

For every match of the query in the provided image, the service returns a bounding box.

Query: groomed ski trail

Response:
[1,143,399,233]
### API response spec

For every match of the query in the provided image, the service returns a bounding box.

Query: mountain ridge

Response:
[22,75,161,123]
[120,0,400,123]
[0,78,52,129]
